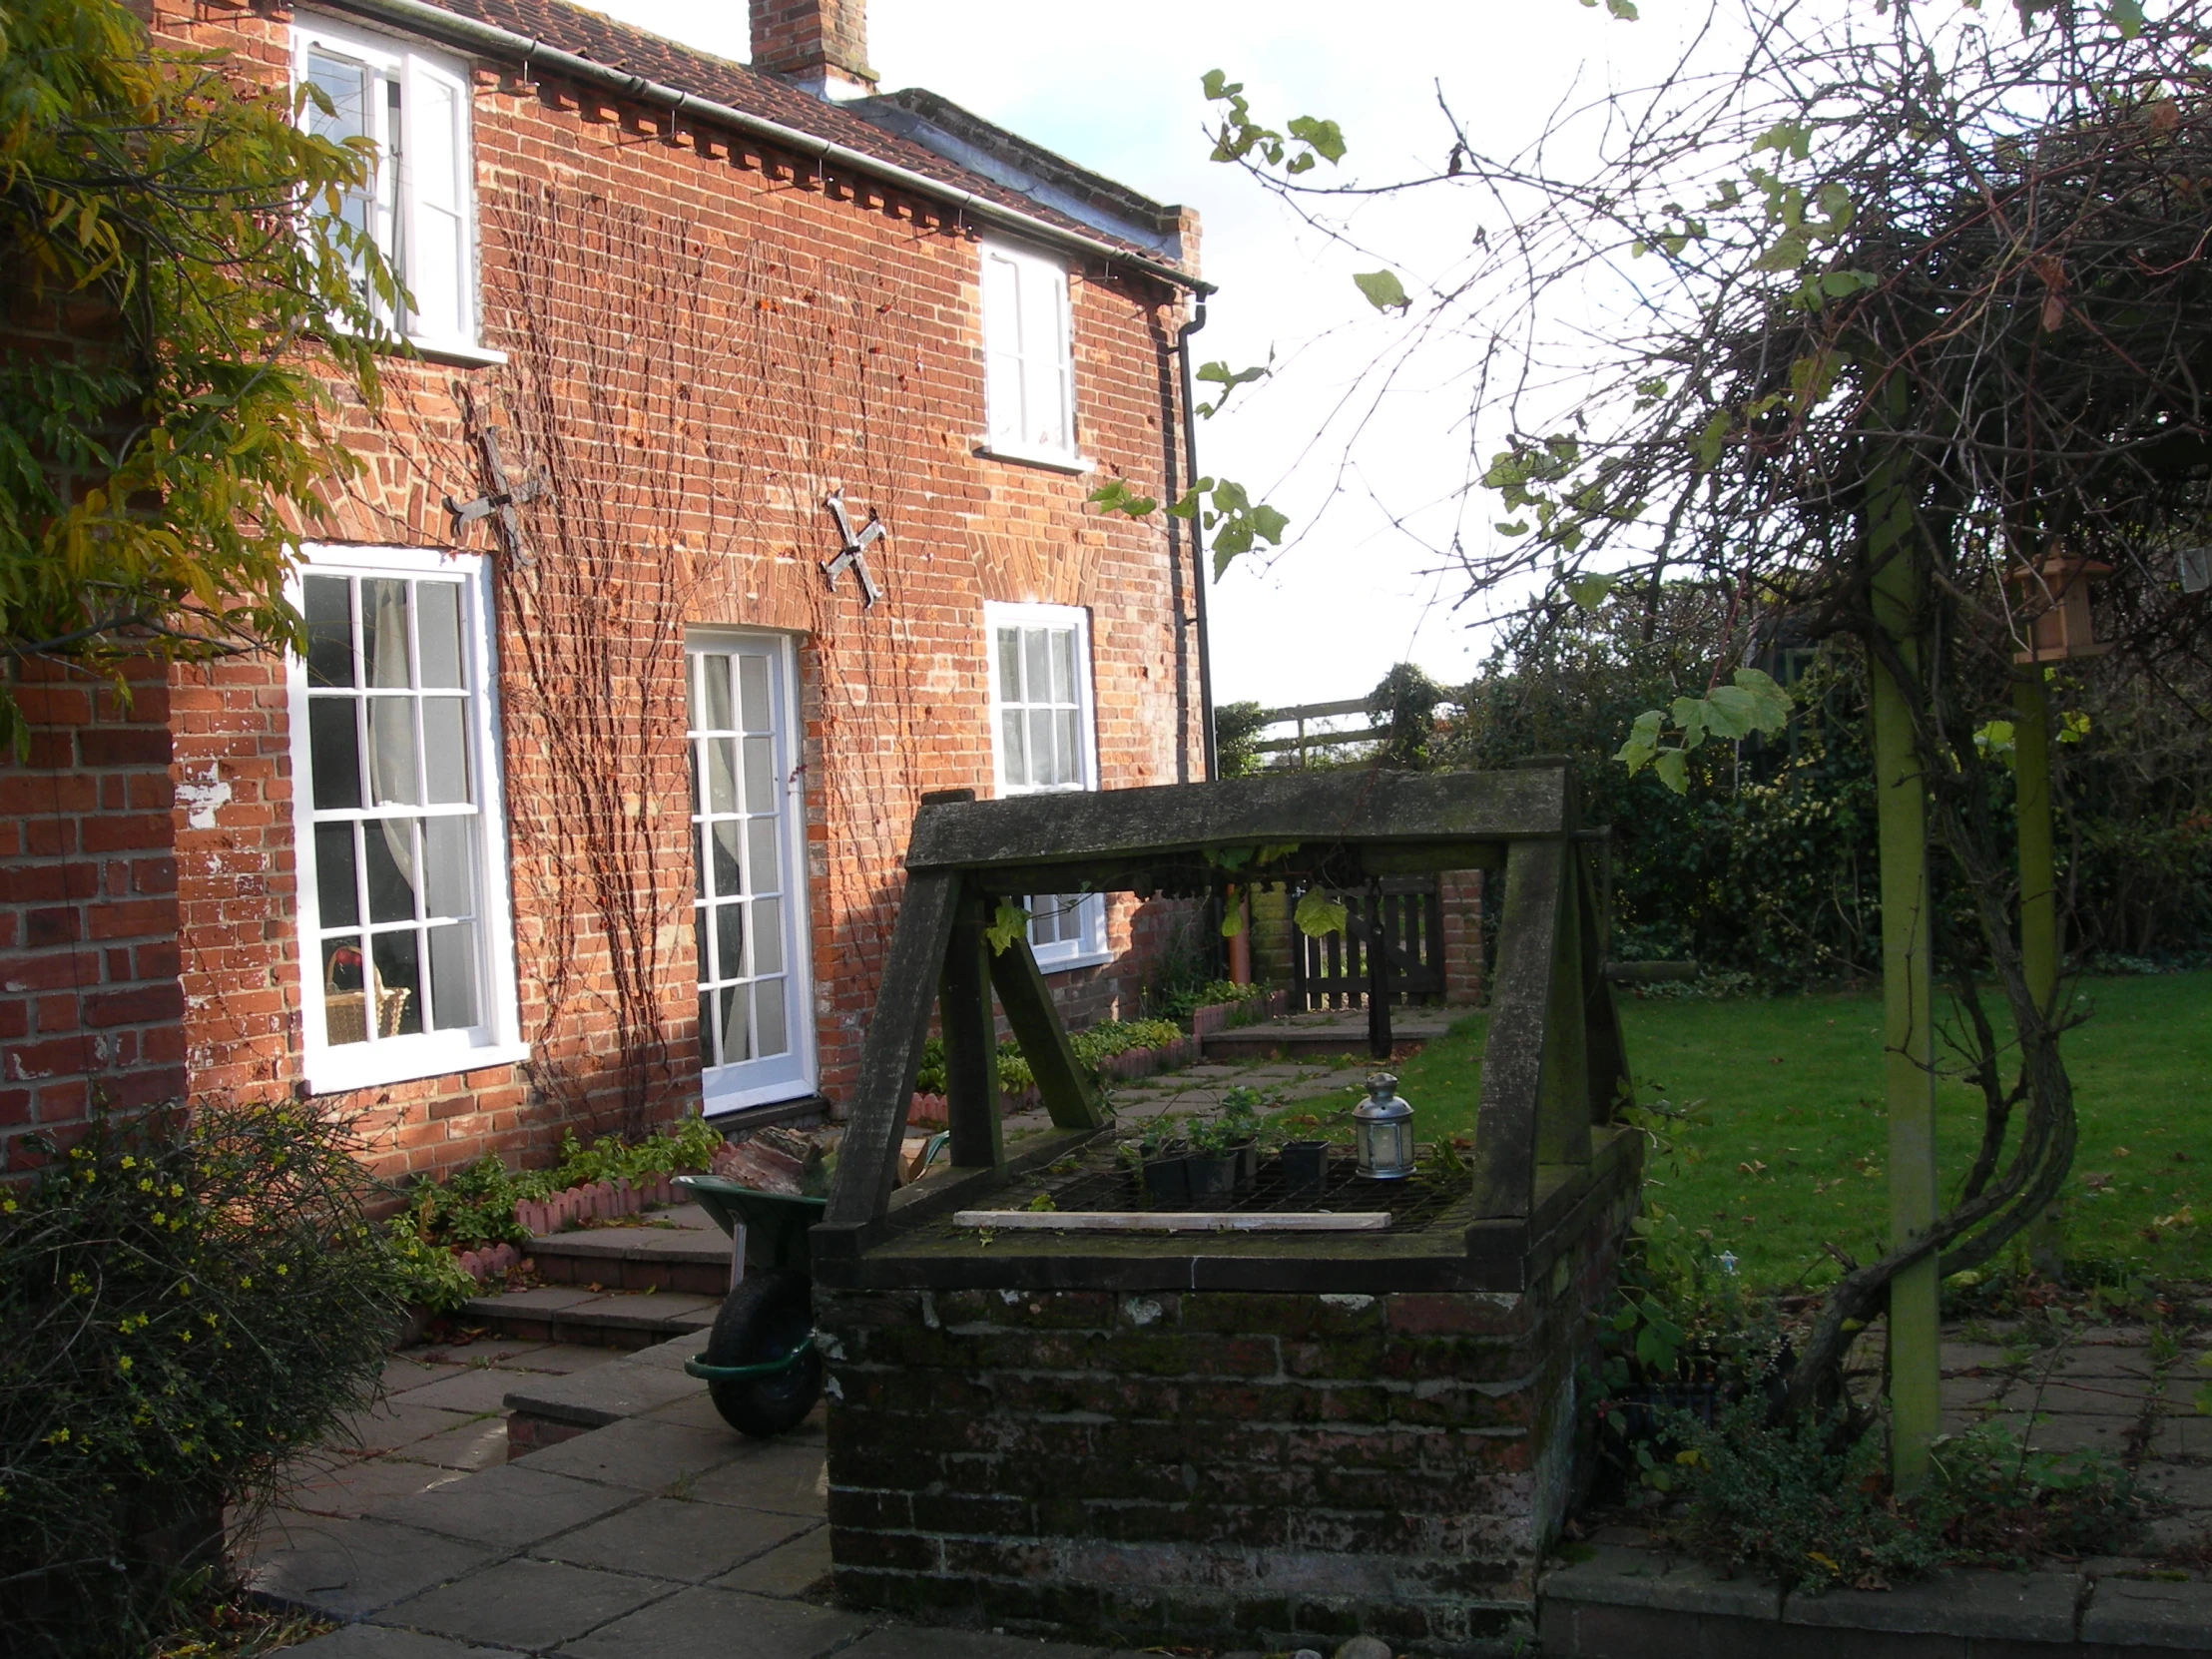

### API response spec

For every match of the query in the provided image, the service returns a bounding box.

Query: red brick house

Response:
[0,0,1216,1175]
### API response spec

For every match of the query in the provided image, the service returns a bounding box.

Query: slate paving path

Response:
[243,1335,1160,1658]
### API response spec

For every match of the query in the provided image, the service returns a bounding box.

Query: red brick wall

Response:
[149,0,1204,1182]
[0,660,186,1169]
[1440,867,1485,1006]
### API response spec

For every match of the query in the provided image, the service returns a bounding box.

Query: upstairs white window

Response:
[985,603,1108,970]
[293,14,481,356]
[980,242,1077,463]
[288,549,525,1093]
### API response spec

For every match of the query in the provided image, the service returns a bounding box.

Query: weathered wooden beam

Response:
[1535,844,1592,1169]
[1579,850,1634,1124]
[939,886,1003,1171]
[987,935,1106,1132]
[1470,837,1567,1218]
[905,770,1567,873]
[823,868,960,1229]
[949,1210,1391,1233]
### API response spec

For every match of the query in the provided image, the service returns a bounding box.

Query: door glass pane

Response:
[305,577,354,688]
[371,930,423,1036]
[421,698,468,804]
[754,978,788,1057]
[706,738,737,815]
[715,901,744,983]
[308,700,362,811]
[367,700,419,805]
[753,897,783,976]
[315,824,358,929]
[747,818,780,895]
[417,582,464,688]
[718,983,748,1063]
[422,817,471,917]
[321,935,367,1046]
[364,820,419,923]
[427,920,477,1030]
[362,580,411,687]
[739,654,770,732]
[701,655,733,731]
[711,821,742,897]
[743,736,775,810]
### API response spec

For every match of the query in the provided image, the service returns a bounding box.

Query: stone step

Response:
[1203,1020,1447,1060]
[459,1284,723,1350]
[525,1203,736,1298]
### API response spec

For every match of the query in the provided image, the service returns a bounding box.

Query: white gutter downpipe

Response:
[320,0,1215,297]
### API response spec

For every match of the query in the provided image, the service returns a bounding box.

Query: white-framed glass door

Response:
[686,632,815,1110]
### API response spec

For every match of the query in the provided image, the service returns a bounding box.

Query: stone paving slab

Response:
[683,1436,830,1515]
[531,1494,815,1581]
[480,1342,626,1376]
[2138,1463,2212,1508]
[333,1400,483,1457]
[280,1455,461,1520]
[550,1583,868,1659]
[511,1412,751,1491]
[403,1365,542,1414]
[1782,1570,2083,1641]
[373,1555,667,1649]
[2024,1380,2163,1416]
[279,1627,500,1659]
[503,1348,703,1428]
[399,1414,510,1473]
[833,1631,1120,1659]
[2081,1576,2212,1647]
[366,1461,642,1548]
[249,1514,499,1621]
[1540,1545,1784,1620]
[709,1525,830,1598]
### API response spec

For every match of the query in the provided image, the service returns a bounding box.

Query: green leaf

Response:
[1353,270,1411,312]
[1652,749,1689,795]
[1729,667,1794,734]
[1220,902,1248,939]
[1755,234,1811,273]
[1201,69,1237,100]
[1615,708,1665,776]
[2059,710,2091,744]
[1671,695,1711,751]
[1607,0,1639,17]
[1086,478,1157,518]
[2104,0,2144,36]
[1286,115,1348,164]
[1294,889,1349,939]
[985,901,1029,954]
[1565,572,1616,612]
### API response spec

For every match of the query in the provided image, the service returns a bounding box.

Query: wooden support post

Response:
[988,936,1106,1133]
[940,886,1003,1172]
[1366,880,1393,1061]
[1576,849,1631,1126]
[1535,848,1592,1168]
[823,868,960,1230]
[1867,401,1940,1495]
[2014,667,2065,1280]
[1471,836,1567,1217]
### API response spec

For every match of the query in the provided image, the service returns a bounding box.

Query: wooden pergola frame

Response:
[815,765,1636,1288]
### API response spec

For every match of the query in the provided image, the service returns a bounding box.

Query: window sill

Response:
[1033,946,1115,976]
[973,442,1094,475]
[303,1039,531,1098]
[399,339,509,368]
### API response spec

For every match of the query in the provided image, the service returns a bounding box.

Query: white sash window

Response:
[288,548,524,1093]
[980,242,1078,463]
[293,13,484,357]
[985,603,1108,970]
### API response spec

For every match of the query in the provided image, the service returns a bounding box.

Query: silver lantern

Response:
[1354,1073,1415,1180]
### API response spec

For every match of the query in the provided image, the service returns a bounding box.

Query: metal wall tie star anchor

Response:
[822,489,885,609]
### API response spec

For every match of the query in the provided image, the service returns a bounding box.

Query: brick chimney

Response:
[751,0,877,102]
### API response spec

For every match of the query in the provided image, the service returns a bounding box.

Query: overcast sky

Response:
[580,1,1694,710]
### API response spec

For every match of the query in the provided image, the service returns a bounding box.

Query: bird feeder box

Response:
[2007,552,2111,664]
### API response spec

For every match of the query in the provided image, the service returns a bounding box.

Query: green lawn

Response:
[1349,972,2209,1288]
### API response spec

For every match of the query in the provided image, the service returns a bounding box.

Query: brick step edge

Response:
[461,1290,717,1350]
[904,990,1292,1123]
[446,1172,689,1290]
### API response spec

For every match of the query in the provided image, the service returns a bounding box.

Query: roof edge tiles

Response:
[311,0,1211,293]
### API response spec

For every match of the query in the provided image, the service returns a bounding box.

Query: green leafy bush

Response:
[0,1104,407,1657]
[1150,978,1270,1021]
[913,1019,1189,1097]
[396,1116,728,1255]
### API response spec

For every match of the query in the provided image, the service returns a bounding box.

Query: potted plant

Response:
[1186,1117,1239,1204]
[1139,1130,1191,1209]
[1278,1138,1331,1196]
[1219,1087,1264,1190]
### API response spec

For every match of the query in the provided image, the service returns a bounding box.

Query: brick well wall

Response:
[816,1150,1643,1657]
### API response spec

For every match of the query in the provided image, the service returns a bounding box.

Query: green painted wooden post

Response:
[2014,666,2065,1277]
[1867,418,1941,1494]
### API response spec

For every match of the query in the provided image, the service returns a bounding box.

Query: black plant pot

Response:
[1228,1137,1259,1191]
[1279,1140,1330,1195]
[1187,1153,1238,1204]
[1143,1150,1191,1209]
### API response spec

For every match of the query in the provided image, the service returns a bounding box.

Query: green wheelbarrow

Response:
[672,1136,948,1438]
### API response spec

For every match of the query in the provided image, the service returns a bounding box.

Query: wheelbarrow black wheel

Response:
[704,1268,822,1439]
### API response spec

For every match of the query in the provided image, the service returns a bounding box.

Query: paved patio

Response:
[245,1334,1187,1658]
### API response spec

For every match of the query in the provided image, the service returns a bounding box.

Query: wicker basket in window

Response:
[324,953,412,1045]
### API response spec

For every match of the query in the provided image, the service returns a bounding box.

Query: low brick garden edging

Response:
[448,1173,687,1287]
[906,990,1290,1126]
